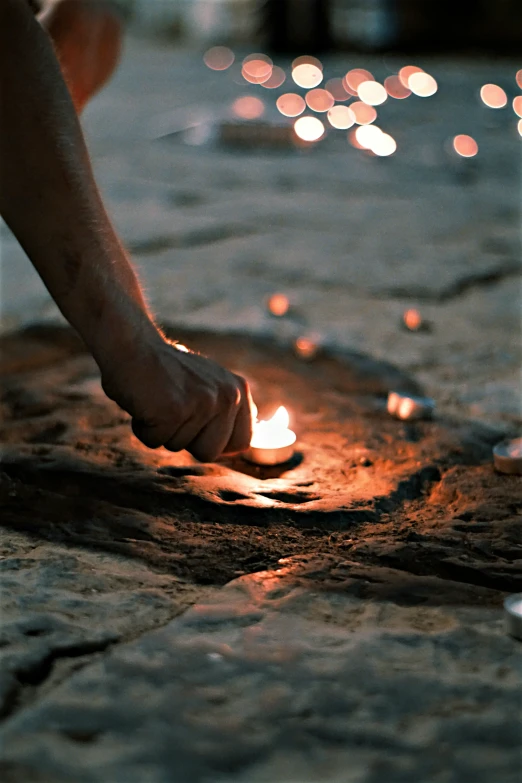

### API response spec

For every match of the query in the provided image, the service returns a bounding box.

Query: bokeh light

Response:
[357,80,387,106]
[398,65,423,87]
[261,66,286,89]
[517,70,522,89]
[480,84,507,109]
[276,93,306,117]
[348,128,365,149]
[409,72,438,97]
[453,134,478,157]
[372,133,397,156]
[292,55,323,71]
[294,116,325,142]
[325,77,350,102]
[403,309,422,331]
[231,96,265,120]
[344,69,374,93]
[350,101,377,125]
[292,63,323,89]
[203,46,234,71]
[518,119,522,136]
[355,124,382,149]
[327,105,355,129]
[243,53,272,79]
[384,75,411,99]
[294,335,319,360]
[512,96,522,118]
[267,293,289,317]
[306,88,334,112]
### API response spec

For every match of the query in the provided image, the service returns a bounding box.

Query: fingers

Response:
[222,375,254,455]
[131,417,166,449]
[187,409,236,463]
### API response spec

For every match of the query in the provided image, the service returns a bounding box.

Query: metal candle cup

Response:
[244,406,297,466]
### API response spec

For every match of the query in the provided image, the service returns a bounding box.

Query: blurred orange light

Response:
[203,46,235,71]
[276,93,306,117]
[517,70,522,89]
[409,72,437,97]
[292,55,323,71]
[350,101,377,125]
[327,105,355,129]
[261,66,286,89]
[355,124,382,149]
[294,116,325,142]
[384,75,411,99]
[292,63,323,89]
[518,119,522,136]
[403,309,422,331]
[345,69,374,93]
[242,53,272,79]
[480,84,507,109]
[267,293,289,317]
[295,336,319,359]
[398,65,423,88]
[306,88,334,112]
[348,128,365,149]
[512,96,522,118]
[231,96,265,120]
[357,80,387,106]
[325,77,350,102]
[453,134,478,157]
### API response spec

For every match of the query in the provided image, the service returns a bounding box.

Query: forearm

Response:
[0,0,158,368]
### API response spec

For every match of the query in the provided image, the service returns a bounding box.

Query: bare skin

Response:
[0,0,254,461]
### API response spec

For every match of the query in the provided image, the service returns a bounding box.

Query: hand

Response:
[100,334,254,462]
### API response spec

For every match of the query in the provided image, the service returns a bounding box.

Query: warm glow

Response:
[231,96,265,120]
[372,132,397,156]
[403,309,422,331]
[480,84,507,109]
[294,116,325,142]
[325,77,350,102]
[292,63,323,89]
[306,88,334,112]
[518,119,522,137]
[242,53,272,80]
[344,69,374,93]
[203,46,234,71]
[295,335,319,359]
[250,406,296,450]
[276,92,306,117]
[348,128,365,149]
[267,293,289,317]
[453,134,478,157]
[350,101,377,125]
[357,81,387,106]
[174,342,189,353]
[292,55,323,71]
[513,96,522,118]
[355,124,382,149]
[398,65,423,88]
[384,75,411,99]
[517,70,522,89]
[409,72,437,97]
[261,66,286,89]
[327,105,355,129]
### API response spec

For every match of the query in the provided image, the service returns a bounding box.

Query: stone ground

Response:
[1,33,521,783]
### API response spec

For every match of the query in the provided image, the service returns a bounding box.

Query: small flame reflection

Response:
[250,406,296,450]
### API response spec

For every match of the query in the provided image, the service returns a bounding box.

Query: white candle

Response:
[245,406,297,465]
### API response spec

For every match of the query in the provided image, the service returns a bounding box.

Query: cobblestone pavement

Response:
[0,34,521,783]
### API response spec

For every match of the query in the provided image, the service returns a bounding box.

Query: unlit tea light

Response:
[245,406,296,466]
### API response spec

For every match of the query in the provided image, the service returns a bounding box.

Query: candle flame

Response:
[250,405,296,449]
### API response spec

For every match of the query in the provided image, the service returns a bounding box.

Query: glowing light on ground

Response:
[261,66,286,89]
[327,105,355,129]
[398,65,423,88]
[203,46,234,71]
[409,72,437,97]
[357,80,387,106]
[355,124,382,149]
[350,101,377,125]
[384,75,411,99]
[325,77,350,102]
[348,128,365,149]
[306,88,334,112]
[292,55,323,71]
[294,116,325,142]
[512,96,522,118]
[292,64,323,89]
[267,293,289,317]
[276,93,306,117]
[372,133,397,156]
[231,96,265,120]
[344,69,374,93]
[480,84,507,109]
[453,134,478,157]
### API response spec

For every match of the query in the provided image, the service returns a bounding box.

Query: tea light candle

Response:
[493,437,522,475]
[504,593,522,640]
[245,406,296,466]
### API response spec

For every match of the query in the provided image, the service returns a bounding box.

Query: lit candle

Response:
[245,405,296,465]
